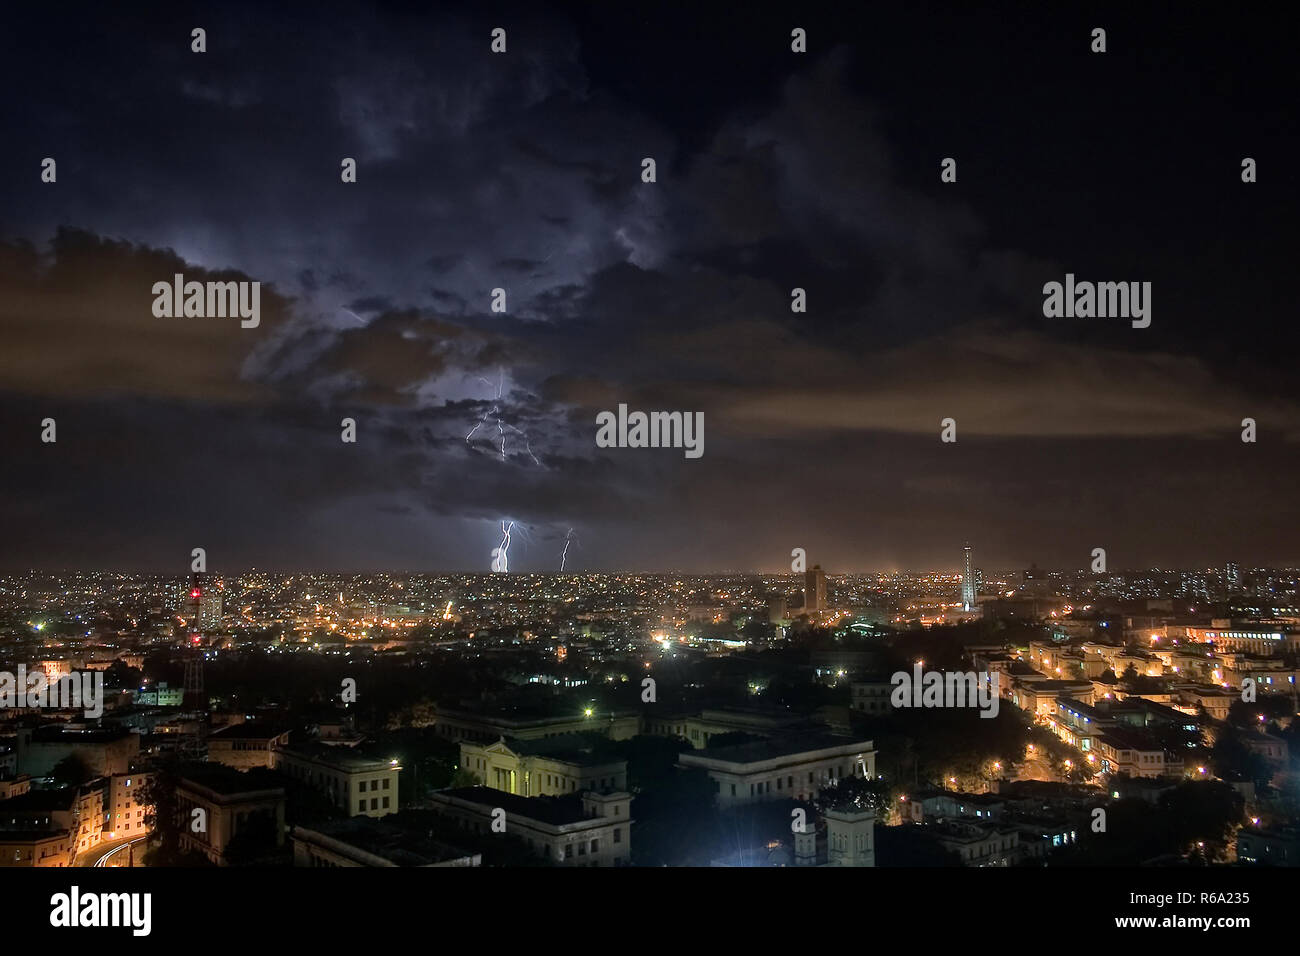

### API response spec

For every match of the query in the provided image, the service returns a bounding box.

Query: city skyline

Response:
[0,556,1286,577]
[4,1,1298,934]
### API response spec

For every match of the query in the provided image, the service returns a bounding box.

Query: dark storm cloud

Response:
[290,311,468,406]
[0,3,1296,571]
[2,4,660,321]
[548,322,1300,440]
[0,229,293,403]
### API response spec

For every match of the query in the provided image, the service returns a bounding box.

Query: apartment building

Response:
[272,744,399,818]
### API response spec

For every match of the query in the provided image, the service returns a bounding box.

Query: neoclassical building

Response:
[460,733,627,797]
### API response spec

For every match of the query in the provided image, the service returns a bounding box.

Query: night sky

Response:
[1,2,1297,573]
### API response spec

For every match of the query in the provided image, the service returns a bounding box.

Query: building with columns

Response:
[460,733,627,797]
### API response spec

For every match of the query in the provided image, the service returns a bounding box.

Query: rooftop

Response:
[178,762,285,797]
[0,788,77,812]
[499,732,624,764]
[294,820,477,866]
[209,721,289,741]
[435,786,603,827]
[684,733,871,767]
[277,743,398,773]
[28,724,134,743]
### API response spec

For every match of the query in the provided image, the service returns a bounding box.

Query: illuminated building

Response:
[962,544,975,610]
[805,565,827,613]
[0,831,70,867]
[272,745,400,818]
[460,734,627,796]
[199,589,222,630]
[104,771,151,842]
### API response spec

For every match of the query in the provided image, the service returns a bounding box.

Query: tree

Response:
[1159,780,1245,862]
[138,762,182,861]
[447,768,481,788]
[51,754,91,788]
[102,660,142,690]
[874,824,962,866]
[615,734,692,790]
[630,768,715,866]
[814,775,893,817]
[222,811,281,865]
[1055,782,1245,865]
[1210,729,1273,788]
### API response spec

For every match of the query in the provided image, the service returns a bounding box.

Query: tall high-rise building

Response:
[961,544,976,610]
[767,595,789,624]
[199,589,223,631]
[185,572,205,629]
[805,565,827,613]
[1226,562,1240,593]
[183,572,208,713]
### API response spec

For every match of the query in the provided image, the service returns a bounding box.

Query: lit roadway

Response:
[80,836,147,868]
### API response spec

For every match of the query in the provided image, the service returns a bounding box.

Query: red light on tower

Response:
[190,588,201,599]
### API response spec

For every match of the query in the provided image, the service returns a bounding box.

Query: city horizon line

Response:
[0,563,1292,578]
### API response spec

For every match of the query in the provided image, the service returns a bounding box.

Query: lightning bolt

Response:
[560,527,577,572]
[463,371,551,577]
[491,520,514,572]
[466,368,540,465]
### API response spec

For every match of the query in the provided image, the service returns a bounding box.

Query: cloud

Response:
[0,8,1295,571]
[697,325,1300,439]
[0,229,292,403]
